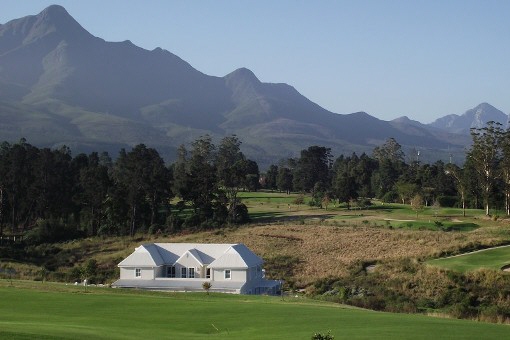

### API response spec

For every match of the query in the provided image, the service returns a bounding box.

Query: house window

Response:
[181,267,187,278]
[225,269,231,279]
[135,268,141,278]
[167,266,175,278]
[206,268,211,279]
[188,268,195,278]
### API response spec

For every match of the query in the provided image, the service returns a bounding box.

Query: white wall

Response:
[120,267,155,280]
[212,268,246,282]
[175,253,203,278]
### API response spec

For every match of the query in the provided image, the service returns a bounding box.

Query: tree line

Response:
[0,122,507,242]
[263,122,510,218]
[0,136,258,243]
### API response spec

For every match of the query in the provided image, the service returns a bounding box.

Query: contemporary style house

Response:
[112,243,281,295]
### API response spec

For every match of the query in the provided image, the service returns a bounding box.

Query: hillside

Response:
[0,5,471,166]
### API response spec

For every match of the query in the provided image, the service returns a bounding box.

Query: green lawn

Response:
[428,245,510,272]
[1,282,509,339]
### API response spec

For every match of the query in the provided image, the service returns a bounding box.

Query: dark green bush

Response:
[436,196,458,208]
[24,219,84,245]
[231,203,249,224]
[381,190,398,203]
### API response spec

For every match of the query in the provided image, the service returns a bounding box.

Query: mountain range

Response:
[0,5,507,167]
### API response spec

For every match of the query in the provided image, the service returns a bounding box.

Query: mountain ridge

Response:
[0,5,495,167]
[428,103,509,134]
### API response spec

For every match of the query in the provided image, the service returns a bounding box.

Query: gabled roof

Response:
[208,244,263,269]
[154,243,235,264]
[176,248,204,265]
[118,244,164,267]
[117,243,263,269]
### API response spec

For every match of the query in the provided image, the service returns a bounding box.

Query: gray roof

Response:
[118,244,165,267]
[118,243,263,269]
[208,244,263,269]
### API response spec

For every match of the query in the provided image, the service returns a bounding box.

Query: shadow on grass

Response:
[249,212,336,223]
[391,221,479,232]
[365,205,406,212]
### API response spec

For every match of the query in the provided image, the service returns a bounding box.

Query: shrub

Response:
[436,196,458,208]
[381,190,398,203]
[311,331,334,340]
[24,219,84,245]
[67,266,82,283]
[202,281,212,295]
[231,203,249,224]
[148,224,162,235]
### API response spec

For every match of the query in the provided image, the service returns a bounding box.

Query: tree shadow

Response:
[366,205,406,212]
[249,212,336,223]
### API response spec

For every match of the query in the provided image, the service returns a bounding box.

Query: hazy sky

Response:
[1,1,509,123]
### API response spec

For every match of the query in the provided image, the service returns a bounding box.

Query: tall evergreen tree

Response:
[277,167,293,194]
[500,129,510,215]
[113,145,170,236]
[467,121,502,215]
[293,146,332,193]
[77,153,113,235]
[187,136,219,223]
[216,135,246,223]
[265,165,279,191]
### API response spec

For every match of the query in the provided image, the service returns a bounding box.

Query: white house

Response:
[112,243,281,295]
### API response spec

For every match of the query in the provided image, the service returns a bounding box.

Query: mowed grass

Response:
[1,283,509,340]
[428,245,510,272]
[239,192,493,229]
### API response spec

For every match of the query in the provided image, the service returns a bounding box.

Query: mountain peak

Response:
[225,67,260,83]
[39,4,70,18]
[429,103,508,133]
[473,102,496,111]
[17,5,92,44]
[224,67,262,101]
[393,116,411,122]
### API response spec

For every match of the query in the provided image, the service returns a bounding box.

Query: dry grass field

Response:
[3,195,510,288]
[170,224,509,285]
[20,221,504,287]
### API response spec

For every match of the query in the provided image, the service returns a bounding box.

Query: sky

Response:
[1,0,509,123]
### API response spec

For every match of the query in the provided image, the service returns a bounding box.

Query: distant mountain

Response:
[429,103,509,134]
[0,5,470,166]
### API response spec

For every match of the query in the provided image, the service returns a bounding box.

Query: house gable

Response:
[118,244,164,267]
[208,244,263,269]
[175,249,204,268]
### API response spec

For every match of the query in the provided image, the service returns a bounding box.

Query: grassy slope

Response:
[1,282,509,340]
[428,245,510,272]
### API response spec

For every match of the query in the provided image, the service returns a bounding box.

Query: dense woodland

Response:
[0,121,509,244]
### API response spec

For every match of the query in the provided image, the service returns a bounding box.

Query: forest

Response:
[0,121,508,244]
